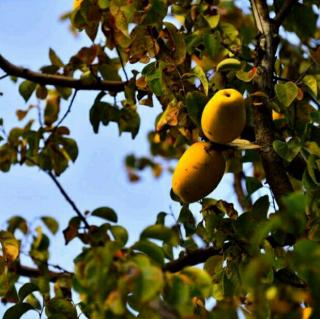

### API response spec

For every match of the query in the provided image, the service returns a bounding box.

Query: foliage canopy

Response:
[0,0,320,318]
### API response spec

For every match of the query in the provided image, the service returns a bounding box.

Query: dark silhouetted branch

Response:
[0,73,8,80]
[47,171,90,229]
[55,89,78,128]
[14,263,72,283]
[0,54,126,92]
[163,246,222,273]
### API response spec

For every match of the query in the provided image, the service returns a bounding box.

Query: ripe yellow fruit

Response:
[172,142,225,203]
[201,89,246,144]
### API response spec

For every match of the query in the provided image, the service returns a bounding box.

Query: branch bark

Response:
[250,0,293,205]
[163,246,222,273]
[14,263,72,283]
[0,54,126,92]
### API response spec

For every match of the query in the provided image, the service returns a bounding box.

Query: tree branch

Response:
[0,73,9,80]
[163,246,222,273]
[0,54,126,92]
[274,0,297,28]
[47,171,90,229]
[55,89,78,128]
[14,263,72,283]
[250,0,293,205]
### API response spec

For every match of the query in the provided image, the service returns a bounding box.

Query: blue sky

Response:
[0,1,243,316]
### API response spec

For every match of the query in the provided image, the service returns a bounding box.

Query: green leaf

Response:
[303,75,318,97]
[181,267,212,298]
[236,67,257,82]
[110,225,128,247]
[118,108,140,139]
[98,0,109,9]
[245,176,262,195]
[49,48,64,67]
[132,255,164,303]
[98,64,121,81]
[275,82,298,107]
[216,58,241,72]
[283,3,317,40]
[45,298,77,319]
[7,216,28,234]
[91,207,118,222]
[4,303,34,319]
[204,13,220,29]
[41,216,59,234]
[203,32,223,59]
[60,137,78,162]
[140,225,173,242]
[18,283,39,302]
[273,138,301,162]
[164,22,186,65]
[178,207,196,236]
[185,91,207,126]
[304,141,320,157]
[193,65,208,96]
[19,80,36,102]
[133,239,164,265]
[44,96,60,126]
[0,230,20,262]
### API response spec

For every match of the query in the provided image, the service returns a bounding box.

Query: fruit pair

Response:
[172,89,246,203]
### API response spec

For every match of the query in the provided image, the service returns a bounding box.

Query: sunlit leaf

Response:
[91,207,118,223]
[49,48,64,67]
[133,240,164,265]
[41,216,59,234]
[275,82,298,107]
[19,81,36,102]
[140,225,173,242]
[18,283,39,302]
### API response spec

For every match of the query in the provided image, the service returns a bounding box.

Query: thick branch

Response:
[250,0,293,204]
[14,263,72,283]
[0,54,125,92]
[163,246,222,273]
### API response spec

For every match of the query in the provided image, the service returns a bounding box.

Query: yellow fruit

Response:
[201,89,246,144]
[172,141,225,203]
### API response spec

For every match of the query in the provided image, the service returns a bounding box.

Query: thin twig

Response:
[233,172,252,211]
[47,171,90,229]
[0,53,125,92]
[0,73,8,80]
[55,89,78,128]
[115,45,129,82]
